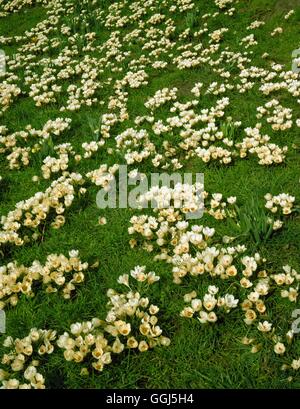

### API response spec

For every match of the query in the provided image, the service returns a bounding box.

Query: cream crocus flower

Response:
[240,277,253,288]
[274,342,286,355]
[291,359,300,370]
[117,274,129,287]
[180,307,194,318]
[119,323,131,336]
[127,337,138,349]
[191,299,202,312]
[100,352,112,365]
[207,312,218,323]
[255,300,266,313]
[149,304,159,315]
[251,344,262,353]
[244,309,257,325]
[112,339,124,354]
[203,294,217,311]
[138,341,149,352]
[257,321,272,332]
[92,361,104,372]
[226,265,237,277]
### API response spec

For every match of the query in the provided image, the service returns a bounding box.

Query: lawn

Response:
[0,0,300,389]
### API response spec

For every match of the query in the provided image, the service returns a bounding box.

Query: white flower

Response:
[208,285,219,295]
[227,196,236,204]
[274,342,286,355]
[117,274,129,287]
[224,294,239,309]
[70,323,82,336]
[202,227,215,237]
[130,265,147,281]
[257,321,272,332]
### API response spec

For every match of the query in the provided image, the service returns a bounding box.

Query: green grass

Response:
[0,0,300,389]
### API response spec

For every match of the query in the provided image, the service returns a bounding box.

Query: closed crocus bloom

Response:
[92,318,101,328]
[35,373,45,385]
[10,295,18,307]
[85,334,95,346]
[286,330,294,343]
[0,369,9,381]
[288,288,298,302]
[92,348,103,360]
[224,294,239,309]
[100,352,112,365]
[80,368,89,376]
[138,340,149,352]
[57,333,68,348]
[160,337,171,347]
[65,338,76,350]
[112,339,124,354]
[24,366,37,381]
[73,351,84,363]
[291,359,300,370]
[64,349,74,361]
[198,311,208,324]
[5,378,20,389]
[11,359,24,372]
[127,337,138,349]
[92,361,104,372]
[191,298,202,311]
[149,315,158,325]
[29,330,40,342]
[251,344,261,354]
